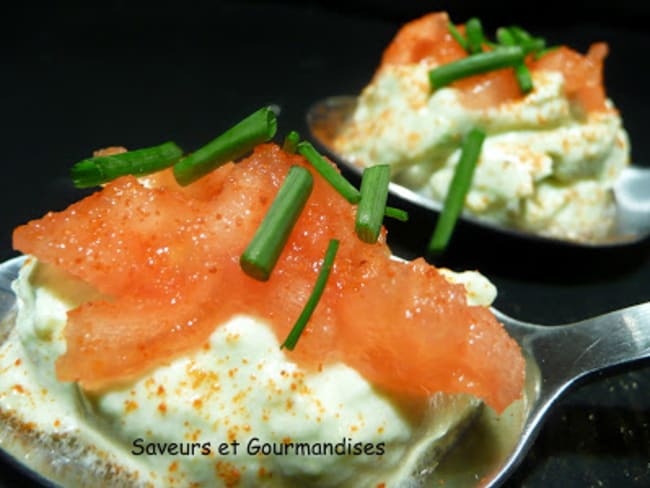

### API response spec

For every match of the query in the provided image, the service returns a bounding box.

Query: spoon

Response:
[475,304,650,487]
[0,255,648,486]
[307,95,650,248]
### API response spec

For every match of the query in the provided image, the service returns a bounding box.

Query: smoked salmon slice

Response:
[13,144,524,413]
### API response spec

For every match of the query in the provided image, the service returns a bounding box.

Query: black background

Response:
[2,1,650,486]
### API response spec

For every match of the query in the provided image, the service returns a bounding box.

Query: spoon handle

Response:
[514,302,650,393]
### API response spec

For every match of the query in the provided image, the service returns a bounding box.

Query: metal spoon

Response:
[0,255,649,486]
[475,304,650,487]
[307,95,650,248]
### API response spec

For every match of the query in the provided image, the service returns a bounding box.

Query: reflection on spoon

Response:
[307,95,650,248]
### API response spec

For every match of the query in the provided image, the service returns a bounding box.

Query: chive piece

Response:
[282,130,300,154]
[282,239,339,351]
[496,27,516,46]
[520,37,546,55]
[429,46,524,89]
[508,25,533,43]
[174,107,277,186]
[428,128,485,255]
[355,165,391,243]
[508,27,545,54]
[465,17,485,54]
[70,142,183,188]
[495,27,534,93]
[497,26,545,55]
[384,206,409,222]
[515,63,533,93]
[447,21,468,51]
[297,141,361,203]
[240,166,313,281]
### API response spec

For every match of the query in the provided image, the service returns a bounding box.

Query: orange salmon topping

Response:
[13,144,524,412]
[380,12,466,68]
[378,12,610,112]
[531,42,609,112]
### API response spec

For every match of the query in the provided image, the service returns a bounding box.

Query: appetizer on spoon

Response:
[1,108,525,487]
[308,12,650,249]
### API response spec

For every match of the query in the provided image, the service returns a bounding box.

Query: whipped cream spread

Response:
[334,64,630,241]
[0,258,495,487]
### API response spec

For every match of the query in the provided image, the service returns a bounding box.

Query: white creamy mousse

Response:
[334,63,630,241]
[0,259,496,487]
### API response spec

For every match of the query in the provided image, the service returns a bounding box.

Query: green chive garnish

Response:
[465,17,485,54]
[70,142,183,188]
[385,206,409,222]
[495,28,534,93]
[429,46,524,89]
[496,27,516,46]
[282,130,300,154]
[504,26,545,54]
[297,141,361,203]
[447,21,468,51]
[355,164,391,243]
[428,128,485,255]
[240,165,313,281]
[173,106,277,186]
[520,37,545,55]
[508,25,533,43]
[281,239,339,351]
[515,63,533,93]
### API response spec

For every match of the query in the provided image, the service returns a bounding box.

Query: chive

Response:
[508,27,545,54]
[496,27,516,46]
[428,128,485,255]
[447,21,468,51]
[520,37,546,55]
[355,165,391,243]
[385,206,409,222]
[515,63,533,93]
[281,239,339,351]
[508,25,533,43]
[429,46,524,89]
[174,106,277,186]
[282,130,300,154]
[495,28,534,93]
[497,26,546,55]
[70,142,183,188]
[465,17,485,54]
[497,26,545,55]
[297,141,361,203]
[240,165,313,281]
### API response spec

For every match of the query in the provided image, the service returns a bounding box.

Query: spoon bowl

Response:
[307,95,650,248]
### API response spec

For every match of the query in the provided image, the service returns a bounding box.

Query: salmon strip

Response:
[13,144,524,412]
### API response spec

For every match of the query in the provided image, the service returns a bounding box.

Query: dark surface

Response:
[2,2,649,486]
